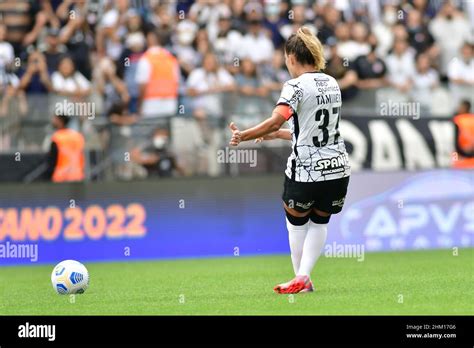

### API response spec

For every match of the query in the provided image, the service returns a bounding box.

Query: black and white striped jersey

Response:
[277,72,351,182]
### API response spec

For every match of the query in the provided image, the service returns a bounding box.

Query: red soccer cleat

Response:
[273,275,311,294]
[300,280,314,293]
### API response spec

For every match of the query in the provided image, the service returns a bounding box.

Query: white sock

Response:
[286,218,308,275]
[297,221,328,277]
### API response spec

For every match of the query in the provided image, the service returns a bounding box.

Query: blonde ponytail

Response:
[285,27,326,71]
[296,26,326,71]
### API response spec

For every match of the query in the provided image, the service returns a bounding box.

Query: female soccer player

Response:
[229,27,350,294]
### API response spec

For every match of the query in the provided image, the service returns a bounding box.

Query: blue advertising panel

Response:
[0,176,289,265]
[0,170,472,265]
[334,170,474,252]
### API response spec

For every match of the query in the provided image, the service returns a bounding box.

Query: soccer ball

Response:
[51,260,89,295]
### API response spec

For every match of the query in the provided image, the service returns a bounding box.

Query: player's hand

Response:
[229,122,242,146]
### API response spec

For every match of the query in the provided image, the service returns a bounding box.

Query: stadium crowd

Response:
[0,0,473,180]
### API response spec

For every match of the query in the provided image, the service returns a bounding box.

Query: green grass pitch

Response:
[1,248,472,315]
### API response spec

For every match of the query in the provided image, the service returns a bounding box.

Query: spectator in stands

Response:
[229,0,247,34]
[136,30,179,119]
[392,23,410,42]
[96,0,130,60]
[188,0,218,27]
[125,8,145,34]
[429,1,471,77]
[317,5,341,45]
[51,55,91,131]
[406,9,436,55]
[372,4,397,57]
[351,22,371,59]
[463,0,474,25]
[119,8,144,60]
[325,38,358,101]
[22,0,60,49]
[45,114,85,183]
[131,127,184,178]
[0,23,14,72]
[93,57,130,116]
[107,101,138,127]
[106,101,139,180]
[279,4,316,40]
[447,42,474,110]
[172,19,199,78]
[55,0,88,22]
[197,3,233,44]
[17,50,52,117]
[386,38,416,93]
[58,9,93,79]
[212,12,242,72]
[0,67,21,118]
[117,32,146,114]
[0,0,36,56]
[0,24,21,117]
[334,22,351,60]
[0,23,16,100]
[107,101,139,128]
[190,29,212,69]
[350,0,378,24]
[235,58,270,118]
[353,40,387,90]
[262,48,291,103]
[187,51,235,143]
[51,56,91,99]
[240,17,274,64]
[42,28,67,74]
[147,1,174,47]
[335,22,362,62]
[410,0,439,21]
[411,53,440,114]
[262,0,286,49]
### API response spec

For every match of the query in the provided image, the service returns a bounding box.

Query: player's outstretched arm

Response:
[255,129,291,143]
[229,107,288,146]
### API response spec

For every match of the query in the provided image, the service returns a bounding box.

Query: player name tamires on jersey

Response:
[277,72,351,183]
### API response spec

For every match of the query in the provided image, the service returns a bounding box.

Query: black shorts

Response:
[282,175,350,214]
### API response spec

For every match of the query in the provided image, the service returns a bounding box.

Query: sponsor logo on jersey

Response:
[295,201,315,210]
[314,154,349,174]
[332,198,345,207]
[289,89,303,106]
[314,79,329,87]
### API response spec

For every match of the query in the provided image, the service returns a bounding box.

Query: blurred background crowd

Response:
[0,0,473,181]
